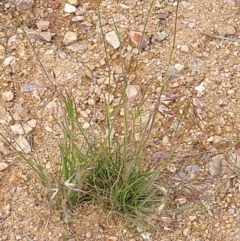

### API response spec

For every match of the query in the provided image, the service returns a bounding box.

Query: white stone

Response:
[207,154,224,176]
[181,44,189,53]
[181,1,191,8]
[82,122,90,129]
[11,124,25,135]
[2,91,14,101]
[104,92,114,104]
[125,85,142,101]
[63,31,77,45]
[195,81,205,92]
[27,119,37,128]
[3,56,16,66]
[64,3,76,13]
[105,31,120,49]
[0,106,12,124]
[36,20,50,30]
[16,135,31,154]
[14,0,33,11]
[162,135,171,147]
[0,162,8,171]
[71,16,84,22]
[141,232,151,240]
[183,227,190,236]
[23,124,32,134]
[174,63,184,72]
[67,0,79,6]
[87,99,95,105]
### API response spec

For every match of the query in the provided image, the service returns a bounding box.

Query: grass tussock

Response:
[0,0,187,226]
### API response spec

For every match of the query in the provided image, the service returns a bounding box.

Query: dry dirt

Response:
[1,0,240,240]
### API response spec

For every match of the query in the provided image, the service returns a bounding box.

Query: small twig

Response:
[199,31,240,43]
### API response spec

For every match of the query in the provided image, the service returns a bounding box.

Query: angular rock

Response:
[153,31,168,42]
[217,25,236,36]
[104,92,114,104]
[105,31,120,49]
[63,31,77,45]
[14,0,34,11]
[27,119,37,128]
[25,28,55,42]
[188,58,205,73]
[0,163,8,171]
[71,16,84,22]
[23,124,33,134]
[67,0,79,6]
[2,91,14,102]
[207,154,224,176]
[64,3,76,13]
[82,122,90,129]
[3,56,16,66]
[11,124,25,135]
[66,41,88,52]
[0,106,12,124]
[16,135,31,154]
[229,153,240,168]
[112,13,127,23]
[125,85,142,101]
[36,20,50,31]
[181,44,189,53]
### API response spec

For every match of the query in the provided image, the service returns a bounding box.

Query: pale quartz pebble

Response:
[11,124,25,135]
[207,154,224,176]
[16,135,31,154]
[188,58,205,73]
[104,92,114,104]
[0,106,12,124]
[24,28,55,42]
[64,3,76,13]
[195,82,205,92]
[106,237,118,241]
[36,20,50,30]
[125,85,142,101]
[23,124,32,134]
[174,63,184,72]
[105,31,120,49]
[154,31,168,42]
[112,13,127,23]
[140,232,151,240]
[181,44,189,53]
[0,162,8,171]
[66,41,88,52]
[3,56,16,66]
[183,227,190,236]
[67,0,79,6]
[63,31,77,45]
[2,91,14,101]
[14,0,33,11]
[82,122,90,129]
[162,135,171,147]
[217,25,236,36]
[181,1,191,8]
[71,16,84,22]
[8,35,17,46]
[27,119,37,128]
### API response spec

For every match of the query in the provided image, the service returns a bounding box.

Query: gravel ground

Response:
[1,0,240,240]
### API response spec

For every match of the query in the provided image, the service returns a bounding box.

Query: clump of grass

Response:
[55,93,157,221]
[2,0,185,226]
